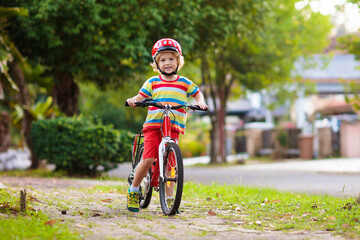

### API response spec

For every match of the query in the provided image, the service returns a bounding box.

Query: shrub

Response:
[179,118,209,157]
[30,116,132,175]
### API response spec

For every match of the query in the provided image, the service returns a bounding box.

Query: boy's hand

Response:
[194,92,207,110]
[126,97,138,108]
[197,102,208,110]
[126,94,145,108]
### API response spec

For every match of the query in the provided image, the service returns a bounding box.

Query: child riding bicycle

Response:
[126,38,207,212]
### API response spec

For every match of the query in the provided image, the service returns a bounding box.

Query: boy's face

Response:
[157,52,178,74]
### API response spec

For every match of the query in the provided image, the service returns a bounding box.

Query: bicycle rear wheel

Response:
[159,142,183,215]
[133,146,153,209]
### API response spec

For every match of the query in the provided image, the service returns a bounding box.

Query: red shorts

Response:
[143,129,179,159]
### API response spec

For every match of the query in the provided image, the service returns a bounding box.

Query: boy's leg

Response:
[166,130,180,197]
[132,158,154,187]
[127,157,154,212]
[127,129,160,212]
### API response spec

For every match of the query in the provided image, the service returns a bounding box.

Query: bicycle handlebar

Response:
[125,99,208,111]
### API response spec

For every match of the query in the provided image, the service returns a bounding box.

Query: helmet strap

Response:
[155,61,179,76]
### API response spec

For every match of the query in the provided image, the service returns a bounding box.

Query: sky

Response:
[296,0,360,33]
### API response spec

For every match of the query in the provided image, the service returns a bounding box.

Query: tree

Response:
[339,1,360,111]
[0,6,37,166]
[186,0,263,163]
[0,7,25,98]
[191,0,332,163]
[1,6,59,168]
[3,0,200,116]
[3,1,332,165]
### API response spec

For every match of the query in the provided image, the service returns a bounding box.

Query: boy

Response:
[126,38,207,212]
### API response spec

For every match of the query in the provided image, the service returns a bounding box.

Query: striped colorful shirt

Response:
[139,75,200,134]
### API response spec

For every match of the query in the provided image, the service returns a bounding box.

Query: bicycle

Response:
[125,98,207,215]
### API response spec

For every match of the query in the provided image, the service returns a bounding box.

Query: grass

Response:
[81,184,128,194]
[0,169,68,178]
[183,182,360,238]
[0,188,82,240]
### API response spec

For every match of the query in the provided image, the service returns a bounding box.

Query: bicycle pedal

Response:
[127,173,134,186]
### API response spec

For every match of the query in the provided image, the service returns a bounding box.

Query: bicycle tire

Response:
[159,142,183,215]
[134,145,153,209]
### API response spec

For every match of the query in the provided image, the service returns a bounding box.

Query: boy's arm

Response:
[194,92,208,110]
[126,94,145,108]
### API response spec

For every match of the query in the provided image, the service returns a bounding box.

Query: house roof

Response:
[317,100,354,115]
[294,54,360,81]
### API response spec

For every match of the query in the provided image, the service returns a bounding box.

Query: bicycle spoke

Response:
[159,142,183,215]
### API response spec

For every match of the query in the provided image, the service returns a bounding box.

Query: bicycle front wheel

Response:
[159,142,183,215]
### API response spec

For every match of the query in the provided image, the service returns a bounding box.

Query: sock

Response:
[130,185,140,192]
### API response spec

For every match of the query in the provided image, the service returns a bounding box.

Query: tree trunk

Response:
[201,54,235,164]
[201,55,221,164]
[209,116,219,164]
[218,87,227,163]
[0,82,4,100]
[9,61,38,168]
[0,111,11,152]
[215,57,228,164]
[52,72,79,116]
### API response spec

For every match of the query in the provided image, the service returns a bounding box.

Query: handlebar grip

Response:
[125,101,146,108]
[135,102,146,107]
[189,105,208,111]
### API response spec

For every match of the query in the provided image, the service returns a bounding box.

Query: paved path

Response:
[109,157,360,197]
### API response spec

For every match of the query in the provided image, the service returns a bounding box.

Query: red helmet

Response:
[152,38,182,60]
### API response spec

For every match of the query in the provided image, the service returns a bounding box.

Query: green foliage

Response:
[179,116,210,157]
[24,96,55,120]
[337,20,360,112]
[3,0,200,88]
[344,81,360,111]
[0,6,28,96]
[0,6,28,18]
[192,0,332,95]
[347,0,360,8]
[30,116,132,175]
[79,81,145,132]
[276,128,289,148]
[10,96,60,131]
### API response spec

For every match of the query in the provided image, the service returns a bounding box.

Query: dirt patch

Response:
[0,177,343,240]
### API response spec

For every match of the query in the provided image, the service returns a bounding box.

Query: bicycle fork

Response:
[159,105,173,181]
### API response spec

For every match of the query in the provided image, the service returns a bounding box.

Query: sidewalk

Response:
[184,154,360,174]
[183,154,246,166]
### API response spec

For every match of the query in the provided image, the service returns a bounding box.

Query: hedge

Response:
[30,116,132,175]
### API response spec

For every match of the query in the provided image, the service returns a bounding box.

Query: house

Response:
[293,54,360,158]
[224,54,360,158]
[194,54,360,158]
[294,54,360,123]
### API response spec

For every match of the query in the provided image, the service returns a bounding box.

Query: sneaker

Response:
[166,197,175,207]
[166,197,180,214]
[127,188,140,212]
